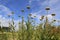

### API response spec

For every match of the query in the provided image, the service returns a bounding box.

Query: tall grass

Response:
[0,11,60,40]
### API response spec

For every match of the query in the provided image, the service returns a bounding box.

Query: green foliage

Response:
[0,15,60,40]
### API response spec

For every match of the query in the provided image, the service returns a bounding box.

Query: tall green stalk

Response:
[11,12,15,40]
[21,16,24,40]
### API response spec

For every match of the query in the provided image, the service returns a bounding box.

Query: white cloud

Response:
[30,0,60,20]
[0,5,12,27]
[0,5,23,30]
[49,0,59,5]
[0,15,22,30]
[0,5,11,15]
[29,0,41,5]
[46,15,53,19]
[0,15,9,27]
[42,0,59,6]
[30,12,53,22]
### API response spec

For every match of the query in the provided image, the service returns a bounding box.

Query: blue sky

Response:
[0,0,60,19]
[0,0,30,19]
[0,0,60,27]
[0,0,47,19]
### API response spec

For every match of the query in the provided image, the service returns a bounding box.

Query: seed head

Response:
[45,7,50,10]
[21,9,24,12]
[51,13,56,16]
[29,14,32,16]
[27,6,30,9]
[11,12,14,15]
[18,15,21,17]
[53,19,56,22]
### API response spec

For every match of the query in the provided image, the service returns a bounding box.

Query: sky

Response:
[0,0,60,28]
